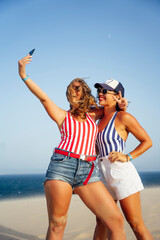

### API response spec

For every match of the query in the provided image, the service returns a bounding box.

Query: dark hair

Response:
[116,103,121,111]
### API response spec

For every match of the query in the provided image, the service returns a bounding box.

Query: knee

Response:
[104,210,124,232]
[110,211,125,231]
[115,211,125,228]
[49,214,67,234]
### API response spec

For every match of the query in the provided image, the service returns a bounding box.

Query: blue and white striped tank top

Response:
[96,111,126,157]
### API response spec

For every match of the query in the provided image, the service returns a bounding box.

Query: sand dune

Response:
[0,187,160,240]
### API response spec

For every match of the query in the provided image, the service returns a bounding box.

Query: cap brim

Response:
[94,83,114,91]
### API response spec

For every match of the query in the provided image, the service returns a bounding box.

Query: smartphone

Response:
[29,48,35,56]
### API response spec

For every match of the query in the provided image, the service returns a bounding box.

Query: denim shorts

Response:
[45,152,101,188]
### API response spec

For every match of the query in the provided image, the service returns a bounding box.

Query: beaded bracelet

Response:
[22,75,29,81]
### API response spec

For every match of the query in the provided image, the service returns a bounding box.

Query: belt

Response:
[54,148,97,185]
[55,148,96,161]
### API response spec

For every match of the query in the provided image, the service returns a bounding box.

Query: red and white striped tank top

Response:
[58,111,98,155]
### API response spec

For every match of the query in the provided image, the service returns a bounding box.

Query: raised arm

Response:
[18,55,66,129]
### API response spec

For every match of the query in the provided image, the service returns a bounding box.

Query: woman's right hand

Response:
[18,55,32,79]
[108,151,128,163]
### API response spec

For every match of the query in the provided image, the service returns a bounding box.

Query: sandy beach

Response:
[0,187,160,240]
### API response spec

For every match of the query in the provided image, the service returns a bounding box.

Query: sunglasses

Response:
[97,88,117,95]
[97,88,107,94]
[73,85,81,92]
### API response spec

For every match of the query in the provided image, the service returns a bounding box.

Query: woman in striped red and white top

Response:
[18,54,127,240]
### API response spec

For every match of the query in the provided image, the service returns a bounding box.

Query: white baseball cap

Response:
[94,79,125,97]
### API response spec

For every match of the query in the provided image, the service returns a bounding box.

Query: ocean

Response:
[0,172,160,200]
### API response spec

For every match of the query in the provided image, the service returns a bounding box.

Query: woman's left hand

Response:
[108,151,127,163]
[113,91,128,110]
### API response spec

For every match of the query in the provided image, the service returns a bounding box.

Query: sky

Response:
[0,0,160,174]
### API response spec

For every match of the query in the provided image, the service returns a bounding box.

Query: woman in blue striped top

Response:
[93,79,153,240]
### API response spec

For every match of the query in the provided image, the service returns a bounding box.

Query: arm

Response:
[88,107,104,121]
[124,113,152,159]
[18,55,66,129]
[109,113,152,163]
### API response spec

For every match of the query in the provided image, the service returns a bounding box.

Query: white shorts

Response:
[98,156,144,201]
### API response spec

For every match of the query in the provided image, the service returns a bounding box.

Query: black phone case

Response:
[29,49,35,55]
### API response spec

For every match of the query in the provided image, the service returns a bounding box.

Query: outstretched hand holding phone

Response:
[18,49,35,79]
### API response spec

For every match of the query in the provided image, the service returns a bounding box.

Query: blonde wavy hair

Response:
[66,78,98,119]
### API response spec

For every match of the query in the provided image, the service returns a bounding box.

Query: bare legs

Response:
[120,192,153,240]
[94,192,153,240]
[93,215,110,240]
[45,180,126,240]
[45,180,72,240]
[75,181,126,240]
